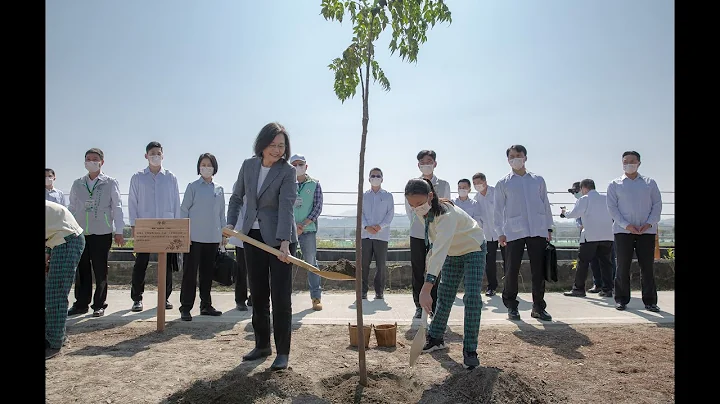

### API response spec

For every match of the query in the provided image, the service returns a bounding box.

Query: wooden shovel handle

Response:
[222,228,319,272]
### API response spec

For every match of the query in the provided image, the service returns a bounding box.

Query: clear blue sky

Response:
[46,0,674,218]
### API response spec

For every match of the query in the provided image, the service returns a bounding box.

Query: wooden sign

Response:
[133,219,190,253]
[133,218,190,332]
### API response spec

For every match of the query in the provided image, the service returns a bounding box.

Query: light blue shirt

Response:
[454,197,484,230]
[474,186,499,242]
[494,171,553,242]
[181,178,227,243]
[563,190,614,242]
[606,173,662,235]
[361,188,395,242]
[45,188,66,206]
[128,167,181,226]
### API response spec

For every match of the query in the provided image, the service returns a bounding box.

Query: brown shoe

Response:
[312,298,323,311]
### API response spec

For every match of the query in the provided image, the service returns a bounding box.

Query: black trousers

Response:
[573,241,614,293]
[484,240,506,291]
[502,236,547,311]
[180,242,218,311]
[361,238,388,295]
[410,236,439,312]
[73,233,113,310]
[131,252,174,302]
[234,246,249,305]
[614,233,657,306]
[245,229,296,355]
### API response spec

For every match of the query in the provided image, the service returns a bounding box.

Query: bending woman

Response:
[405,178,487,370]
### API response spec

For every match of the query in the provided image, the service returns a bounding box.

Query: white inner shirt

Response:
[252,165,272,229]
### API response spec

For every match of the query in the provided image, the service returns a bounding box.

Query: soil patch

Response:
[321,258,357,276]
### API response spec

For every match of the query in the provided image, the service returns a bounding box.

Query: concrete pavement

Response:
[66,289,674,327]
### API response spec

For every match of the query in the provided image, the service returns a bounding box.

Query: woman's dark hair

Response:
[404,178,452,217]
[197,152,218,175]
[254,122,291,161]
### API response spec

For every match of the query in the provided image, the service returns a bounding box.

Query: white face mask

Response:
[413,201,431,217]
[474,184,486,193]
[369,178,382,187]
[295,165,307,176]
[419,164,434,175]
[200,166,214,178]
[458,189,469,197]
[623,163,638,174]
[509,158,525,170]
[148,155,162,167]
[45,177,54,186]
[85,161,101,173]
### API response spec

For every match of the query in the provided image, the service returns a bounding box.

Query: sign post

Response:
[133,218,190,332]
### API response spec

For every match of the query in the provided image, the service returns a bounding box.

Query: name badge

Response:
[294,196,303,207]
[84,200,94,212]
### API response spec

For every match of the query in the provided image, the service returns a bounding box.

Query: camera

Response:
[567,181,581,195]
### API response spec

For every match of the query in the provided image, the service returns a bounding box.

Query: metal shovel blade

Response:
[409,311,428,367]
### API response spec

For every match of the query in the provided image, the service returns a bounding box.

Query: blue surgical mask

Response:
[574,192,582,199]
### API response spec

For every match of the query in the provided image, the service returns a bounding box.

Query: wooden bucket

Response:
[374,323,397,347]
[348,323,372,348]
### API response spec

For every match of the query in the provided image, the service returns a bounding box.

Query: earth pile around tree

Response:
[321,258,357,277]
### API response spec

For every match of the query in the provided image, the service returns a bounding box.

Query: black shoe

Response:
[180,311,192,321]
[270,354,289,371]
[236,303,248,311]
[463,350,480,370]
[243,347,272,361]
[92,308,105,317]
[165,301,173,310]
[45,347,61,360]
[67,306,88,316]
[507,308,520,321]
[247,296,252,307]
[598,290,613,298]
[588,286,601,293]
[645,304,660,312]
[485,289,496,297]
[422,336,447,353]
[414,307,422,319]
[563,290,586,297]
[531,309,552,321]
[374,294,384,300]
[615,303,627,311]
[201,306,222,316]
[131,301,143,312]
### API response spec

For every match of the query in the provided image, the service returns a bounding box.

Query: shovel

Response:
[409,310,429,367]
[222,228,355,281]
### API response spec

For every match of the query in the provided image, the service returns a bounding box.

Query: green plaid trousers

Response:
[428,242,486,352]
[46,233,85,349]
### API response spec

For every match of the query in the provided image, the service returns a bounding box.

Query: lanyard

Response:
[85,179,99,197]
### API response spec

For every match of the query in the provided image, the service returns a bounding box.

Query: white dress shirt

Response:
[128,167,182,225]
[453,197,484,230]
[493,171,553,242]
[606,173,662,235]
[563,190,614,242]
[474,186,499,242]
[361,188,395,242]
[405,175,451,239]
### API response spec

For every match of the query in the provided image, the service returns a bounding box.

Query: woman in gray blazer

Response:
[226,122,298,371]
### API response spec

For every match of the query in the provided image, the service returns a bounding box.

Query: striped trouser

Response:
[46,233,85,349]
[428,243,486,352]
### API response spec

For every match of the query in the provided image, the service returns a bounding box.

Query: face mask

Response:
[148,155,162,167]
[45,177,54,186]
[295,165,307,176]
[413,201,431,217]
[369,178,382,187]
[419,164,434,175]
[85,161,101,173]
[574,192,582,199]
[200,167,214,178]
[458,189,469,197]
[509,158,524,170]
[474,184,486,193]
[623,164,638,174]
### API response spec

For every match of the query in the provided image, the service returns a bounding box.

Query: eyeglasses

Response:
[267,144,286,150]
[369,175,382,178]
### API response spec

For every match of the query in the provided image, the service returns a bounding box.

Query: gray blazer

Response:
[227,157,298,247]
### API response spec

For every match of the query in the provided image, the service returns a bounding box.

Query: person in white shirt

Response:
[128,141,182,312]
[360,167,395,300]
[472,172,505,297]
[606,151,662,312]
[560,179,615,298]
[405,178,486,370]
[405,149,451,319]
[45,168,66,206]
[494,145,553,322]
[46,200,85,360]
[67,148,125,317]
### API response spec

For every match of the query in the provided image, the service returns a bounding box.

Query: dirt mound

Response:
[320,370,422,403]
[321,258,357,276]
